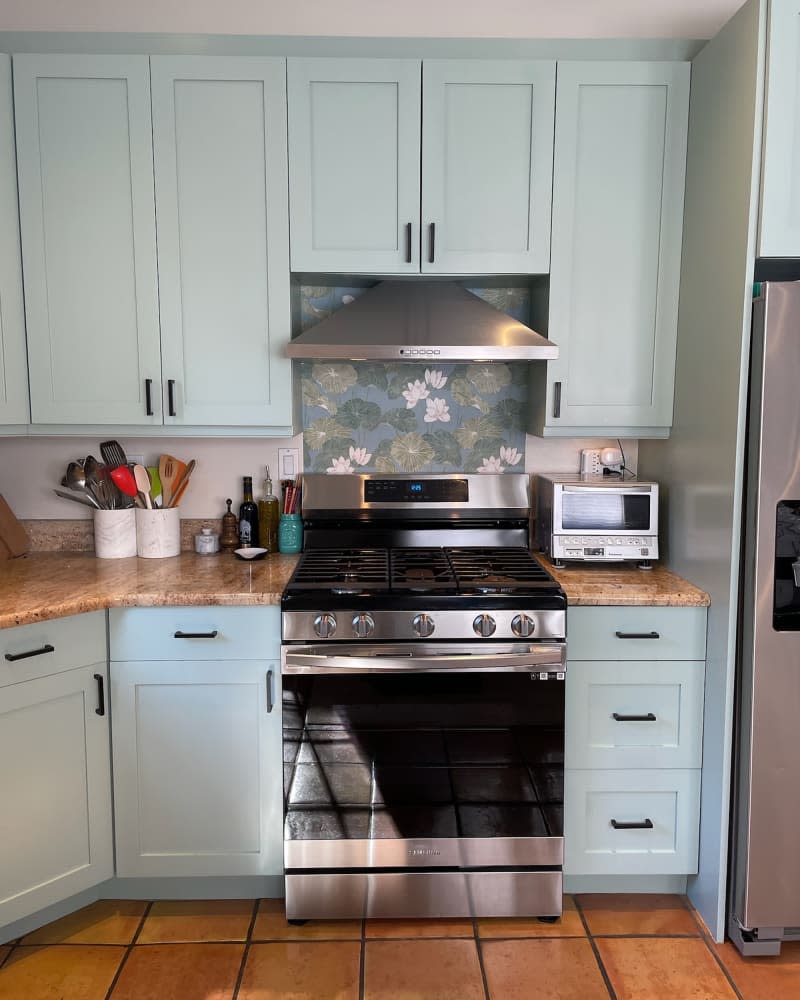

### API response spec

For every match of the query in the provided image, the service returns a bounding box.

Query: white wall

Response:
[0,0,746,41]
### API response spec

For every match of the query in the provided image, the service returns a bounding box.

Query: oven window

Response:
[282,673,563,842]
[561,492,650,531]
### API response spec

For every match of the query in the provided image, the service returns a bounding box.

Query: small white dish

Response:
[234,547,268,561]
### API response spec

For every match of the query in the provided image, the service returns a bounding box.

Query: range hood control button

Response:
[511,614,536,638]
[313,613,337,639]
[473,614,497,638]
[352,613,375,638]
[412,614,435,638]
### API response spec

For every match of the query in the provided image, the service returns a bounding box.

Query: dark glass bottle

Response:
[238,476,260,548]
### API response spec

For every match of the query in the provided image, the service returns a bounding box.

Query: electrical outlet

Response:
[278,448,300,479]
[128,454,144,467]
[580,449,602,476]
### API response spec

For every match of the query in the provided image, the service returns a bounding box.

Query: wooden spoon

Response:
[133,464,153,509]
[159,454,186,508]
[167,459,195,508]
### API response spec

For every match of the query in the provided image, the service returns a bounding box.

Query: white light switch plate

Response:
[279,448,300,479]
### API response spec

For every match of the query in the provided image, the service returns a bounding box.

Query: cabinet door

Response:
[759,0,800,255]
[0,664,113,926]
[533,62,689,437]
[287,58,421,273]
[421,60,554,274]
[14,55,162,425]
[152,57,292,428]
[0,55,29,426]
[111,659,282,877]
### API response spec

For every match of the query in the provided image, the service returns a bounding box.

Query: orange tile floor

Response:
[1,894,798,999]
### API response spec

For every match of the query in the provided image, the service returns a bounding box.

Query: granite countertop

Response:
[0,550,709,630]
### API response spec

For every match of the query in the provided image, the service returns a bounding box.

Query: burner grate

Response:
[390,548,456,592]
[447,548,555,593]
[288,549,390,591]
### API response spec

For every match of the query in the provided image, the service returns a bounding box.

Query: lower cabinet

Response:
[109,607,283,878]
[0,614,112,927]
[564,605,706,877]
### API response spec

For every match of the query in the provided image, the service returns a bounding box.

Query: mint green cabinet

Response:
[0,56,29,427]
[151,57,291,428]
[14,55,162,426]
[287,57,555,275]
[530,62,689,438]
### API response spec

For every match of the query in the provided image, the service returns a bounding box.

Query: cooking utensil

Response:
[146,465,162,505]
[64,461,102,508]
[100,440,128,468]
[110,465,139,504]
[133,464,153,509]
[167,459,195,508]
[84,454,114,509]
[53,488,100,509]
[159,454,186,508]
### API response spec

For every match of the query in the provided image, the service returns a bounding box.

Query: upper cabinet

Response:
[758,0,800,256]
[0,56,29,427]
[287,58,555,274]
[530,61,690,438]
[14,54,292,429]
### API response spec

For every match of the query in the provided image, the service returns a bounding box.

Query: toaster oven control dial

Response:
[412,613,435,638]
[473,614,497,638]
[313,613,337,639]
[511,614,536,638]
[352,613,375,638]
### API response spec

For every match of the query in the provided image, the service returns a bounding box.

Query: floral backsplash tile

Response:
[297,285,530,475]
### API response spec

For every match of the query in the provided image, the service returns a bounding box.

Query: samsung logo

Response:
[409,847,441,857]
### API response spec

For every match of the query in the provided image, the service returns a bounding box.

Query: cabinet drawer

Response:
[0,612,106,687]
[110,606,280,661]
[564,768,700,875]
[567,606,706,661]
[565,660,704,769]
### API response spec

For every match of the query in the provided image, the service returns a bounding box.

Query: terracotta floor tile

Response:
[0,944,124,1000]
[365,917,473,938]
[596,937,738,999]
[137,899,253,943]
[252,899,361,940]
[364,938,484,1000]
[110,942,243,1000]
[22,900,147,945]
[715,939,800,999]
[578,893,699,936]
[478,895,586,938]
[238,941,360,999]
[481,938,610,999]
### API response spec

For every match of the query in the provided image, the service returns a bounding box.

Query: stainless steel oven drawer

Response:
[285,870,562,920]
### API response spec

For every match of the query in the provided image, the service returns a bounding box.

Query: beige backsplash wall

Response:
[0,433,637,520]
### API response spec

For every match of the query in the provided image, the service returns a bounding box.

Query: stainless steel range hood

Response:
[285,281,558,362]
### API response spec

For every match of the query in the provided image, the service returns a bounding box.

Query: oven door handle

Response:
[281,645,566,674]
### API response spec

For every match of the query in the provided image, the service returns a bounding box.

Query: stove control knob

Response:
[511,614,536,638]
[313,613,337,639]
[412,613,435,638]
[473,614,497,638]
[352,613,375,638]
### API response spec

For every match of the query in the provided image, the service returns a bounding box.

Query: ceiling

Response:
[0,0,751,41]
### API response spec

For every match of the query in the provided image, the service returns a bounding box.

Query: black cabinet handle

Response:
[266,669,274,713]
[428,222,435,264]
[611,818,654,830]
[173,630,219,639]
[553,381,562,419]
[615,631,660,640]
[94,673,105,716]
[145,378,153,416]
[613,712,657,722]
[167,379,176,417]
[405,222,412,263]
[5,644,55,662]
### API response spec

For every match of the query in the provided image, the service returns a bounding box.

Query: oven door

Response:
[553,484,658,537]
[281,642,565,873]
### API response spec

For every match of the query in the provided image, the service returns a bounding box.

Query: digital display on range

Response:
[364,479,469,502]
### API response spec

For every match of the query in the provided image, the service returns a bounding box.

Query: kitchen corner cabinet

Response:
[0,613,112,928]
[529,61,690,438]
[110,607,283,878]
[287,57,555,274]
[14,53,292,429]
[564,606,706,876]
[0,56,29,427]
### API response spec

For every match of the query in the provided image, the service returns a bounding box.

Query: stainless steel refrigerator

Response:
[730,280,800,955]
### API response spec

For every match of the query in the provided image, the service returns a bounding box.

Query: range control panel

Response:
[364,479,469,503]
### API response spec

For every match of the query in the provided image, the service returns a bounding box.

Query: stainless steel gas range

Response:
[280,473,567,921]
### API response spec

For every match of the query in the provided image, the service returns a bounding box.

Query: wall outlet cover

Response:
[580,449,603,475]
[279,448,300,479]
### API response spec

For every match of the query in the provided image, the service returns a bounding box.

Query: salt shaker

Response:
[194,527,219,555]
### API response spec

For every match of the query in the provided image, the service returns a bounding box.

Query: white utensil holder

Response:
[94,508,137,559]
[135,507,180,558]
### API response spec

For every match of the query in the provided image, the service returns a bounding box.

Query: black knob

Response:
[511,614,535,638]
[473,614,496,638]
[313,613,337,639]
[413,613,435,638]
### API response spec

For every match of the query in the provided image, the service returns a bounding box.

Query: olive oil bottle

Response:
[257,467,280,553]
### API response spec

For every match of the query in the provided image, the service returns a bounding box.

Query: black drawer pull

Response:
[5,643,55,662]
[553,381,562,419]
[167,378,176,417]
[145,377,153,416]
[94,673,105,716]
[428,222,436,264]
[611,818,654,830]
[614,631,660,640]
[405,222,412,263]
[266,669,274,714]
[173,630,219,639]
[613,712,657,722]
